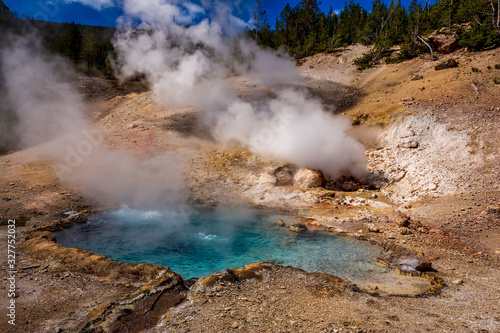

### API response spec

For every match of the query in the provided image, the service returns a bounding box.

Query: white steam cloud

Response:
[113,0,367,179]
[1,39,182,208]
[2,41,86,148]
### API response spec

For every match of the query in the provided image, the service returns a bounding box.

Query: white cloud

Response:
[61,0,116,10]
[122,0,183,23]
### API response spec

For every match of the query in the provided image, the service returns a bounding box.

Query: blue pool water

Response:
[54,206,389,281]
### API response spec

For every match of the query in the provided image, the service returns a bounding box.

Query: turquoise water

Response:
[54,206,389,281]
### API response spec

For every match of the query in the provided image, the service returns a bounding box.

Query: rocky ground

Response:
[0,45,499,332]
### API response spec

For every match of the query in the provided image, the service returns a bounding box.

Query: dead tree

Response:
[378,5,397,37]
[489,0,496,25]
[253,0,266,42]
[494,0,500,27]
[418,35,434,61]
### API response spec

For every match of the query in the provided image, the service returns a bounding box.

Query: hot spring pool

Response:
[54,206,392,283]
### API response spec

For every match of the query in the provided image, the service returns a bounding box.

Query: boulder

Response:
[428,28,459,54]
[274,219,286,227]
[274,164,298,186]
[394,211,410,227]
[486,202,500,215]
[366,223,380,233]
[293,168,325,188]
[435,58,458,71]
[377,243,433,273]
[341,180,359,192]
[289,223,308,233]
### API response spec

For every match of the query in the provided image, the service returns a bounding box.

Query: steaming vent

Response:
[1,0,371,207]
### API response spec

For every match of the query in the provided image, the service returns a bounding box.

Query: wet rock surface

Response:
[273,219,286,227]
[377,243,434,273]
[289,223,308,232]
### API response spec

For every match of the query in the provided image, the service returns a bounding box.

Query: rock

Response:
[394,211,410,227]
[371,193,378,198]
[435,58,458,71]
[231,321,239,328]
[274,219,286,227]
[399,140,419,149]
[411,74,423,81]
[486,204,500,215]
[289,223,308,233]
[293,168,325,188]
[399,227,412,235]
[377,244,433,272]
[428,28,459,54]
[367,223,380,233]
[451,279,464,285]
[417,227,429,234]
[398,264,419,275]
[341,180,359,192]
[274,164,298,186]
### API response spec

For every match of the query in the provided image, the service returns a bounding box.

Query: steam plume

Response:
[2,40,86,148]
[113,0,367,179]
[1,39,182,208]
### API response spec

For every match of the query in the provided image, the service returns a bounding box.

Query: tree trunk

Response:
[490,0,496,25]
[254,0,262,42]
[418,35,434,61]
[497,0,500,27]
[379,6,397,37]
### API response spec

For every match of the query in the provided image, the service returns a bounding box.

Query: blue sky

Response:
[4,0,430,28]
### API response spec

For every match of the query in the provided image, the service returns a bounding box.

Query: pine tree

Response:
[53,22,83,64]
[275,3,293,47]
[336,0,368,46]
[253,0,267,42]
